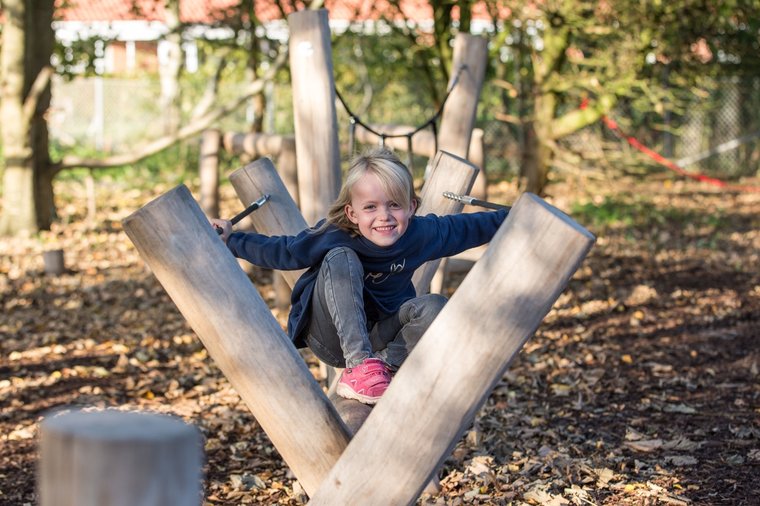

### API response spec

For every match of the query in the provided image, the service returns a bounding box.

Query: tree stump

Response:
[38,409,202,506]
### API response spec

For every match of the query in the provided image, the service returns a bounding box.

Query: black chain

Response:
[335,65,467,171]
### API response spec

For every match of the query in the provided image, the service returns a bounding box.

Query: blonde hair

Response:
[325,147,419,236]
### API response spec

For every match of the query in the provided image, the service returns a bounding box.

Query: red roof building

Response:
[53,0,508,75]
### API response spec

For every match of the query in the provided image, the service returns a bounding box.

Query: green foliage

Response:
[53,140,200,190]
[332,29,448,127]
[571,194,726,232]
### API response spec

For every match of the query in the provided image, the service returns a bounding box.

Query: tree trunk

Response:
[159,0,183,136]
[0,0,55,235]
[519,92,555,195]
[517,20,568,196]
[30,0,56,228]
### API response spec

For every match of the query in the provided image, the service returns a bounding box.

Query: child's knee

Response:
[323,246,360,266]
[406,293,447,325]
[421,293,447,319]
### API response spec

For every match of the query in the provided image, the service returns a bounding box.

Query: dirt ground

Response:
[1,173,758,505]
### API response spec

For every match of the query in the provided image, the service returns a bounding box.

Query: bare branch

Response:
[190,50,229,121]
[57,50,288,172]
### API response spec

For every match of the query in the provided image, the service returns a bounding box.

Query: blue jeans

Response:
[306,247,447,369]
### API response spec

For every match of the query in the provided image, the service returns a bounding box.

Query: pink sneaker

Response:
[336,358,391,405]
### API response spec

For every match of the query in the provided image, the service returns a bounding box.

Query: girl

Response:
[211,148,508,405]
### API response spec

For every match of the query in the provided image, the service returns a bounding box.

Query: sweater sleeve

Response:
[418,208,509,260]
[226,226,335,270]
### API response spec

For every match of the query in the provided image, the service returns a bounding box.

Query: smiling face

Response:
[345,172,417,247]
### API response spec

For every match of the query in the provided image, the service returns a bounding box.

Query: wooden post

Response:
[42,249,65,276]
[412,151,479,295]
[438,34,488,159]
[39,409,202,506]
[276,135,299,204]
[221,134,299,309]
[308,193,595,505]
[228,158,309,289]
[288,9,341,224]
[200,129,221,218]
[468,128,487,202]
[221,132,290,159]
[122,185,350,496]
[272,137,301,309]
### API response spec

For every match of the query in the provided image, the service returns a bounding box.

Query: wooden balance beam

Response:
[308,192,595,505]
[122,186,350,496]
[122,155,591,504]
[226,152,480,431]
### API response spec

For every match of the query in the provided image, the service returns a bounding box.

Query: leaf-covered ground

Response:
[1,175,758,505]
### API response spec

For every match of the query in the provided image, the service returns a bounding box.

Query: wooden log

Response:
[219,133,299,205]
[224,137,299,311]
[39,409,202,506]
[42,249,65,276]
[412,151,478,295]
[429,130,488,293]
[288,9,341,224]
[328,389,373,436]
[437,34,488,158]
[276,135,299,205]
[221,131,288,159]
[429,246,487,295]
[468,128,487,201]
[308,193,595,505]
[438,34,488,159]
[228,158,309,289]
[200,129,221,218]
[122,185,350,496]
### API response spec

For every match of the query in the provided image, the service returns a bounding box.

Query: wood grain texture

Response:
[308,193,595,505]
[438,34,488,159]
[412,151,478,294]
[39,409,202,506]
[200,129,221,218]
[229,158,309,288]
[288,9,341,224]
[221,132,288,157]
[122,185,350,495]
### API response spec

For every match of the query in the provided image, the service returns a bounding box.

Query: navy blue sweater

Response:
[227,209,508,347]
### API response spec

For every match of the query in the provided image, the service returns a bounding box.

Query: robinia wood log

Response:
[39,409,202,506]
[229,158,309,288]
[221,131,300,212]
[288,9,341,224]
[122,185,350,496]
[437,34,488,159]
[200,129,221,218]
[230,159,370,428]
[221,131,290,158]
[412,151,478,295]
[308,192,595,505]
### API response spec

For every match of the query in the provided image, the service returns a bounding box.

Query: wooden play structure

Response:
[39,409,202,506]
[38,9,595,505]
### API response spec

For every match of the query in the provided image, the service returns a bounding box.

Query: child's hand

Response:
[209,219,232,242]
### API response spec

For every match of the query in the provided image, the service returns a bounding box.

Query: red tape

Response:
[601,116,760,192]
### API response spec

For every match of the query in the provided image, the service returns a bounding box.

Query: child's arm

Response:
[223,225,341,271]
[420,208,509,259]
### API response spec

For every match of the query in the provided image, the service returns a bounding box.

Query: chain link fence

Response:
[50,76,759,180]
